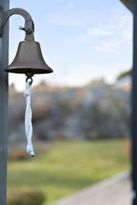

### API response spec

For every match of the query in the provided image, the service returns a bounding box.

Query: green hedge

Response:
[7,189,45,205]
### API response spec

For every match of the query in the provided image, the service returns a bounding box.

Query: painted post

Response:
[0,0,9,204]
[132,1,137,204]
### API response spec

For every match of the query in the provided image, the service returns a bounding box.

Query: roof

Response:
[120,0,133,11]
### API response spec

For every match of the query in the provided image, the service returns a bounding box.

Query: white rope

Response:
[24,79,35,157]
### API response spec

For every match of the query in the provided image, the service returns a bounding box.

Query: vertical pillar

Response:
[132,1,137,204]
[0,0,9,205]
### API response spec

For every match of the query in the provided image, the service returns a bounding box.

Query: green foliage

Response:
[117,69,131,80]
[80,97,130,139]
[8,140,129,204]
[7,189,45,205]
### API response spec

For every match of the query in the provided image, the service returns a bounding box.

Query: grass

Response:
[7,139,130,204]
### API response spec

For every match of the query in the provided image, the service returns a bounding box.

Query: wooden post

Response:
[0,0,9,204]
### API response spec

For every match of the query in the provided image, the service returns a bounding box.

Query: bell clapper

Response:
[26,76,33,85]
[24,75,35,157]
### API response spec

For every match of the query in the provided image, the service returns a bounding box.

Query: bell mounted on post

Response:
[2,8,53,78]
[0,7,54,158]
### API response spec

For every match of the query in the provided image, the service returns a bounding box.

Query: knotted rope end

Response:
[26,144,35,157]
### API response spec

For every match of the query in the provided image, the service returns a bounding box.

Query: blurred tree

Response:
[117,69,131,80]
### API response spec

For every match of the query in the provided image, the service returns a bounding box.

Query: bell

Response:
[6,40,53,76]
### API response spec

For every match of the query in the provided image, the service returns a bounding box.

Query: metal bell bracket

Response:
[0,7,34,41]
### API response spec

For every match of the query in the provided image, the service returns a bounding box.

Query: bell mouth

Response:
[5,67,53,74]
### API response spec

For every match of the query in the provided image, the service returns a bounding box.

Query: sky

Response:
[9,0,133,91]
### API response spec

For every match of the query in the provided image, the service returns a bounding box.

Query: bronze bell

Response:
[6,40,53,76]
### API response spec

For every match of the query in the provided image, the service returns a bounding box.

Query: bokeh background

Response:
[7,1,132,205]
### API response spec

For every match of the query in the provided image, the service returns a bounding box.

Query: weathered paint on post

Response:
[0,0,9,204]
[132,1,137,205]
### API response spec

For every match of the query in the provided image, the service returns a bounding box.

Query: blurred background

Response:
[7,0,132,205]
